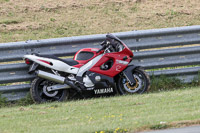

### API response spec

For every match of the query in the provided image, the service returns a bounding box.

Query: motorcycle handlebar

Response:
[100,40,106,46]
[96,41,107,53]
[96,45,106,53]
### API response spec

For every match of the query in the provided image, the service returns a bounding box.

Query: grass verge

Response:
[0,86,200,133]
[0,93,33,108]
[150,75,199,92]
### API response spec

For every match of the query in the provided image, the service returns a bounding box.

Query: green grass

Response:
[150,75,183,92]
[150,71,200,92]
[0,87,200,133]
[0,93,7,107]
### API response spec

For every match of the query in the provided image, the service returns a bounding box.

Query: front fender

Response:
[122,65,142,84]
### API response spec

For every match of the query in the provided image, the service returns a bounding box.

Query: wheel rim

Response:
[43,85,58,97]
[37,80,65,102]
[123,74,142,93]
[119,70,147,94]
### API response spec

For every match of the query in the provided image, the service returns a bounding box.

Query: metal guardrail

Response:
[0,25,200,101]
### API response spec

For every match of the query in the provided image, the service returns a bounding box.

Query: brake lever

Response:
[97,41,107,53]
[100,40,106,46]
[97,44,107,53]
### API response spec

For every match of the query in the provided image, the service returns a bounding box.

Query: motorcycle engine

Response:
[83,75,94,88]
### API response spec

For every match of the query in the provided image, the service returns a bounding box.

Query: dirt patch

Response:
[0,22,43,31]
[0,0,138,13]
[135,119,200,133]
[0,0,200,42]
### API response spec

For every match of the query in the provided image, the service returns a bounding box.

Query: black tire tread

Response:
[137,67,150,92]
[30,77,41,103]
[30,77,68,103]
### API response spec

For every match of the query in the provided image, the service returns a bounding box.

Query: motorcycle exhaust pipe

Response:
[37,70,65,84]
[36,70,82,93]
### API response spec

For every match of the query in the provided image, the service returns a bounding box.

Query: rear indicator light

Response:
[25,59,32,65]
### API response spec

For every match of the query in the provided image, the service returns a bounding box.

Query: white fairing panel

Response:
[77,54,103,77]
[24,55,79,74]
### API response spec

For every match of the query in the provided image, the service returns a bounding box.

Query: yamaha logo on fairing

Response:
[94,88,113,94]
[116,60,129,65]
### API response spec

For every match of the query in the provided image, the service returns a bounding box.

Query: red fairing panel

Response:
[89,47,133,77]
[37,59,52,65]
[73,64,84,68]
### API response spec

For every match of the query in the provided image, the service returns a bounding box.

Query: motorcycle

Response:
[24,34,150,103]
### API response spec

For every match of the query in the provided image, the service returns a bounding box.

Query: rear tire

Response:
[117,68,150,95]
[30,77,68,103]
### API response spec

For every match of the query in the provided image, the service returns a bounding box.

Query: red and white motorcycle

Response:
[24,34,150,103]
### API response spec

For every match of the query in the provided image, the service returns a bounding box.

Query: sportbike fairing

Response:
[24,54,79,74]
[23,34,150,103]
[24,54,104,77]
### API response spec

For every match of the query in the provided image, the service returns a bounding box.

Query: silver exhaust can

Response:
[37,70,65,84]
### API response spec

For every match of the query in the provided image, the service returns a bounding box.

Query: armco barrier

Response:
[0,25,200,101]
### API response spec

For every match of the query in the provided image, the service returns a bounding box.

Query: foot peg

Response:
[64,79,82,93]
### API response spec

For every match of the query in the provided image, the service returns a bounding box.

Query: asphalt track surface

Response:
[140,125,200,133]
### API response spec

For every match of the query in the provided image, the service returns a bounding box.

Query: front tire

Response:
[117,68,150,95]
[30,77,68,103]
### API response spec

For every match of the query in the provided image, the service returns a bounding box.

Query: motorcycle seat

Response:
[36,54,79,66]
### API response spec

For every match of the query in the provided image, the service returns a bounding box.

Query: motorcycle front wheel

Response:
[117,68,150,95]
[30,77,68,103]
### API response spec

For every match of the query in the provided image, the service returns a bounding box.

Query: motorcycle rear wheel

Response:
[30,77,68,103]
[117,68,150,95]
